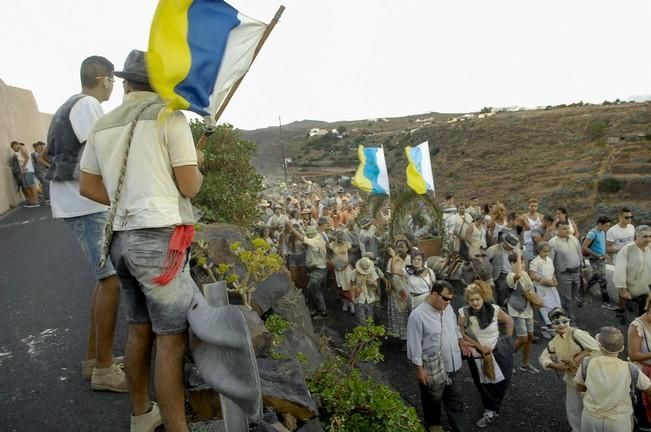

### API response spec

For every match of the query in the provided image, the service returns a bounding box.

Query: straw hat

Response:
[355,257,374,275]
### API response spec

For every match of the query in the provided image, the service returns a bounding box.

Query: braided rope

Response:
[98,101,158,270]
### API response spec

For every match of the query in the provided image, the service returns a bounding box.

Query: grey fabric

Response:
[557,272,579,321]
[114,49,150,84]
[187,288,262,419]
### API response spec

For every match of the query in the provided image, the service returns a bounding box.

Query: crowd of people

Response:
[9,140,50,207]
[7,50,651,432]
[255,180,651,432]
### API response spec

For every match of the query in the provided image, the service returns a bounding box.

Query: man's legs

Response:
[94,274,121,368]
[155,333,189,432]
[307,268,327,315]
[442,373,466,432]
[557,273,577,321]
[126,323,154,416]
[419,383,442,428]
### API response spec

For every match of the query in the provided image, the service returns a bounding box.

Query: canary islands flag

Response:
[147,0,267,116]
[352,145,390,195]
[405,141,435,195]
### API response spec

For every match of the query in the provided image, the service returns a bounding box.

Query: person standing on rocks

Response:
[80,49,203,432]
[287,223,329,319]
[44,55,127,392]
[407,280,470,432]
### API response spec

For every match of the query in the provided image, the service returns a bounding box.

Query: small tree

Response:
[190,121,263,227]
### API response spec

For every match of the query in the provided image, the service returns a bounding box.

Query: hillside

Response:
[241,103,651,230]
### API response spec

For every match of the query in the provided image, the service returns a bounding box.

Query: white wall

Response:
[0,79,52,214]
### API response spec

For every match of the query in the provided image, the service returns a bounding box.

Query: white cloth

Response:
[407,302,462,371]
[51,95,109,218]
[459,306,503,384]
[613,242,651,298]
[407,268,435,309]
[530,255,556,291]
[607,224,635,264]
[81,92,196,229]
[16,148,35,173]
[523,214,542,246]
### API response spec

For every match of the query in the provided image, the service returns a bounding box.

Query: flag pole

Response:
[197,5,286,150]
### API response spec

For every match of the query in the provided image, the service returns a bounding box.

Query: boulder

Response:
[195,223,250,280]
[272,288,317,344]
[297,419,325,432]
[252,271,294,315]
[258,358,318,421]
[239,306,273,357]
[276,328,323,372]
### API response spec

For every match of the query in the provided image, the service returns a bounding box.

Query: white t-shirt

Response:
[50,96,109,218]
[607,223,635,264]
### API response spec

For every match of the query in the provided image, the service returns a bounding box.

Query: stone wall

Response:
[0,79,52,214]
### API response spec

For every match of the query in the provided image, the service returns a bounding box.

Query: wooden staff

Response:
[197,5,286,150]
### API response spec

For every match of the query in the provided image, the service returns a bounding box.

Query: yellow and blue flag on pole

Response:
[352,145,390,195]
[147,0,267,116]
[405,141,435,195]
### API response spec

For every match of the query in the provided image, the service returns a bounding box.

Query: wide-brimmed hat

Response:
[258,199,269,207]
[355,257,374,275]
[114,49,150,85]
[502,232,519,248]
[273,203,282,210]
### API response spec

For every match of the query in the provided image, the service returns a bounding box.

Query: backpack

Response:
[579,229,597,258]
[9,154,23,190]
[580,356,640,406]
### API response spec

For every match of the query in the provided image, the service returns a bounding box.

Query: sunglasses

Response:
[623,216,634,220]
[551,319,570,326]
[439,293,453,302]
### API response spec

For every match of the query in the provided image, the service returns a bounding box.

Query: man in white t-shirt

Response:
[606,207,635,265]
[45,55,126,392]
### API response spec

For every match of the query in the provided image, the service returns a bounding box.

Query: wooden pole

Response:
[197,5,286,150]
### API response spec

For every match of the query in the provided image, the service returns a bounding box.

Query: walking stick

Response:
[196,5,286,150]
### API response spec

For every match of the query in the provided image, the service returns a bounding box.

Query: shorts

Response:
[64,211,116,280]
[287,253,306,267]
[22,172,36,187]
[110,228,195,335]
[513,316,534,337]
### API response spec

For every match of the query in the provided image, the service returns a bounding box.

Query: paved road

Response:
[0,206,130,432]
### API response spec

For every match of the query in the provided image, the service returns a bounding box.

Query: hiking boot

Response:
[91,363,128,392]
[476,411,498,428]
[82,356,125,381]
[601,302,619,311]
[131,402,162,432]
[519,363,540,374]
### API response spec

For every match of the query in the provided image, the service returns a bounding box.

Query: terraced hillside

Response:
[242,103,651,229]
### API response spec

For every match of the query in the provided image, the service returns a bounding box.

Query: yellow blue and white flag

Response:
[405,141,435,195]
[352,145,390,195]
[147,0,267,116]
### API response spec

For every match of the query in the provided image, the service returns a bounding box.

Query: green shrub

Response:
[598,177,623,193]
[586,119,609,141]
[190,121,263,227]
[265,314,293,359]
[308,320,422,432]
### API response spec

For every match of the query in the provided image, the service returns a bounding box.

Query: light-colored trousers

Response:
[566,382,583,432]
[581,410,633,432]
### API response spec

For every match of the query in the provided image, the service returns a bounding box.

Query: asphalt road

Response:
[0,205,634,432]
[0,206,130,432]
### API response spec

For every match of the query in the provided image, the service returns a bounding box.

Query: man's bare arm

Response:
[79,172,110,205]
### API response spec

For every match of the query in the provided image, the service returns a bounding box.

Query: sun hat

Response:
[502,232,519,248]
[113,49,149,85]
[355,257,374,275]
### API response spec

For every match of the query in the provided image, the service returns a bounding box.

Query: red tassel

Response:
[152,225,195,285]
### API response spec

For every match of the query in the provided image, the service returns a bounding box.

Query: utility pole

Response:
[279,116,287,182]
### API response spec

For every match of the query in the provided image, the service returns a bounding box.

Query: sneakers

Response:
[519,363,540,374]
[91,363,128,392]
[601,303,619,311]
[82,356,125,381]
[476,410,498,428]
[24,203,40,208]
[131,402,163,432]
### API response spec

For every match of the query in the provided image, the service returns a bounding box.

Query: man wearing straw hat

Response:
[80,49,203,432]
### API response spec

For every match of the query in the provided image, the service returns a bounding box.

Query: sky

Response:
[2,0,650,130]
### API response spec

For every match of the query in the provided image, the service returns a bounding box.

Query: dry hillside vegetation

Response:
[242,103,651,229]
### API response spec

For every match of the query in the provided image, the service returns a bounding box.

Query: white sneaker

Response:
[131,402,163,432]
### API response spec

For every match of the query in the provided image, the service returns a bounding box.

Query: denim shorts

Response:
[64,211,117,280]
[110,228,195,335]
[23,172,36,187]
[513,316,534,337]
